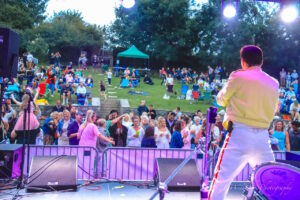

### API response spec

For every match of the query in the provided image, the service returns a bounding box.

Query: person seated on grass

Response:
[130,73,138,87]
[120,75,130,88]
[76,82,87,98]
[65,72,73,85]
[85,75,94,88]
[61,83,73,105]
[143,74,153,85]
[73,74,80,87]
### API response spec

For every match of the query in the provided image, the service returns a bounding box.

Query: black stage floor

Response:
[0,181,249,200]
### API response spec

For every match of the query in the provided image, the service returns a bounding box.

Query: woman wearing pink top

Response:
[181,116,191,149]
[77,110,114,147]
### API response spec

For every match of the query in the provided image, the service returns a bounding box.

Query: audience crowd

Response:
[0,52,299,154]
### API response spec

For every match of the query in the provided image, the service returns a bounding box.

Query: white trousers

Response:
[208,122,275,200]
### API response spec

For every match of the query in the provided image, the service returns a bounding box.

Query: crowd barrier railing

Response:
[22,146,288,182]
[101,147,202,181]
[24,145,99,180]
[101,147,287,182]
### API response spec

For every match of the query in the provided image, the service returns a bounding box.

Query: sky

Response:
[46,0,206,26]
[46,0,119,26]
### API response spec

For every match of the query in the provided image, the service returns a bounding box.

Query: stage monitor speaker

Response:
[0,28,19,78]
[0,144,23,179]
[27,156,77,192]
[154,158,201,191]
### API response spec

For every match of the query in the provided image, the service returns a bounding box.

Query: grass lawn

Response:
[47,67,212,112]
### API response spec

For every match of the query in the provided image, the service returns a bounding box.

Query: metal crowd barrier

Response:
[101,147,201,181]
[101,147,287,182]
[24,145,99,180]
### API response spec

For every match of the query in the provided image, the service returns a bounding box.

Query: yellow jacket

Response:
[217,66,279,129]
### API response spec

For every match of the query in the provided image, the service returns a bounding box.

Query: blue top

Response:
[273,130,286,151]
[141,137,157,148]
[170,130,184,148]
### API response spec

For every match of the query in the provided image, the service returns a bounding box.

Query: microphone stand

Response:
[149,107,217,200]
[200,107,217,200]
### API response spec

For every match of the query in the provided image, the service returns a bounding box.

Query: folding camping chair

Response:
[38,82,49,99]
[180,84,189,99]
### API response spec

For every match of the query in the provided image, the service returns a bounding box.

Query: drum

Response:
[253,162,300,200]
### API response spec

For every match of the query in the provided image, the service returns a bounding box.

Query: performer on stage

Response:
[208,45,279,200]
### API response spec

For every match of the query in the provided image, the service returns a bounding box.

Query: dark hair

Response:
[174,121,182,132]
[177,107,180,111]
[182,116,190,125]
[292,121,300,128]
[169,112,176,117]
[110,110,118,115]
[144,126,155,138]
[240,45,263,67]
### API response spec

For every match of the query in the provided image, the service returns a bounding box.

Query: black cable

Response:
[27,155,66,186]
[26,155,66,180]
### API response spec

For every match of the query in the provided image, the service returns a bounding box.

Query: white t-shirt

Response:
[190,124,202,136]
[77,86,86,94]
[154,127,171,149]
[166,77,173,85]
[107,71,112,79]
[127,127,144,147]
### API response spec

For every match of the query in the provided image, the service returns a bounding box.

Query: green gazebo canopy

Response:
[117,45,149,59]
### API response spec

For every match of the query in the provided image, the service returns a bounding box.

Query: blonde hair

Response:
[83,110,95,128]
[50,111,59,119]
[20,94,30,111]
[157,116,166,129]
[63,109,71,119]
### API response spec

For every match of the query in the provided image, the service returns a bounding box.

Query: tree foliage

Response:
[111,0,300,72]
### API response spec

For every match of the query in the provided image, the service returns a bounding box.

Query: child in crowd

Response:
[107,69,112,85]
[100,80,107,100]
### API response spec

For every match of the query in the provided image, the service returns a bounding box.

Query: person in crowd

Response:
[26,52,33,69]
[291,69,299,82]
[67,111,83,145]
[174,107,182,121]
[181,116,191,149]
[279,68,286,87]
[127,116,144,147]
[160,67,167,85]
[46,67,56,97]
[289,121,300,151]
[290,109,300,122]
[141,115,150,131]
[289,100,300,114]
[85,75,94,88]
[155,116,171,148]
[100,80,107,100]
[61,83,73,106]
[11,89,40,144]
[143,74,153,85]
[170,121,184,148]
[166,112,176,134]
[137,100,149,116]
[286,71,291,88]
[141,126,157,148]
[77,110,114,147]
[165,74,174,97]
[109,115,128,146]
[76,82,87,97]
[65,72,74,84]
[190,116,202,145]
[148,104,156,120]
[96,118,109,153]
[52,100,64,112]
[74,75,81,87]
[122,113,132,128]
[107,69,112,85]
[271,120,290,151]
[42,112,59,145]
[57,110,73,145]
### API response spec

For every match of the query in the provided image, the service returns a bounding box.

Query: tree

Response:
[111,0,196,65]
[0,0,49,30]
[34,10,104,62]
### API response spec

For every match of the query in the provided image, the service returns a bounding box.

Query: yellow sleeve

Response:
[217,71,238,107]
